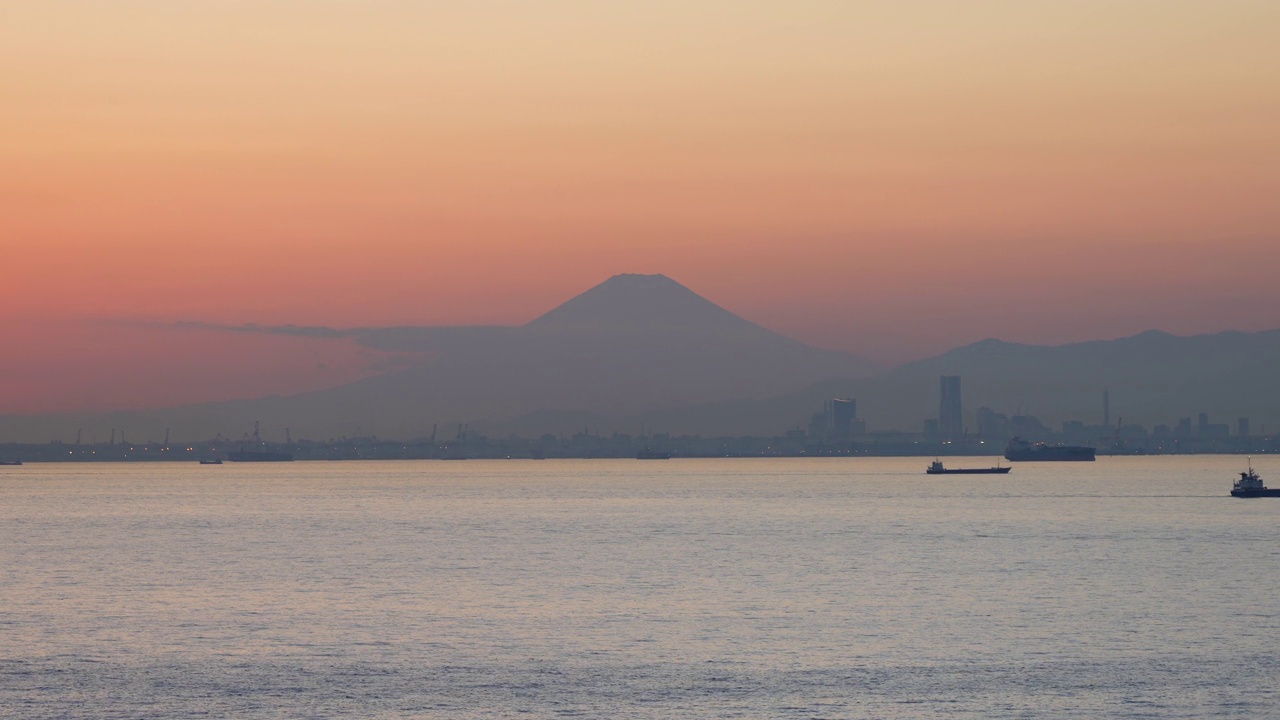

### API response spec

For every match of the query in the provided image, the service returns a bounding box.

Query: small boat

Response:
[199,459,223,465]
[926,459,1011,475]
[0,460,22,466]
[636,448,670,460]
[1230,462,1280,498]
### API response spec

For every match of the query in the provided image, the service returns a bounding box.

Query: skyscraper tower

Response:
[831,397,857,437]
[940,376,962,439]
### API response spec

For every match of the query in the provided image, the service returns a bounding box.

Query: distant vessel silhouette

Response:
[227,448,293,462]
[1004,437,1095,462]
[199,458,223,465]
[1230,462,1279,498]
[636,448,670,459]
[926,459,1010,475]
[0,459,22,466]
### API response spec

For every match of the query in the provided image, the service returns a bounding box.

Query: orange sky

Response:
[2,1,1279,413]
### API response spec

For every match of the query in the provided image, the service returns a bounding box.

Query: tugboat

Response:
[926,459,1011,475]
[1230,462,1280,498]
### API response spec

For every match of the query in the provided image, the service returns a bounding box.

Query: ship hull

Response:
[1231,488,1280,498]
[927,467,1011,475]
[1005,448,1095,462]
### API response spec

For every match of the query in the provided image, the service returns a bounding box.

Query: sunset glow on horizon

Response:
[3,1,1279,413]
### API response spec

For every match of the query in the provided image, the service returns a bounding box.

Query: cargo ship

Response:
[1004,437,1095,462]
[1230,463,1280,498]
[926,460,1011,475]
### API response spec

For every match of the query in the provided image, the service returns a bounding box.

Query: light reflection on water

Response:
[1,457,1277,718]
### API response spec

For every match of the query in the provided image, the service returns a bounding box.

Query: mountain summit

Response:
[526,273,767,335]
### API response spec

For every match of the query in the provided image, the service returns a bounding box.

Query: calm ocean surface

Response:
[2,456,1278,719]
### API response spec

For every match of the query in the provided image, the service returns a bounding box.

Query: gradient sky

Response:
[3,1,1279,413]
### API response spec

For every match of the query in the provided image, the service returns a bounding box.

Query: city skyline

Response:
[1,373,1270,463]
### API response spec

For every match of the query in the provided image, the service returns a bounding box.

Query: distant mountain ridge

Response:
[554,327,1280,437]
[1,275,1277,443]
[878,328,1280,431]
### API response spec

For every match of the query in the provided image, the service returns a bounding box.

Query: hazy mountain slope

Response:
[650,328,1280,437]
[247,274,876,437]
[879,329,1280,430]
[0,274,877,442]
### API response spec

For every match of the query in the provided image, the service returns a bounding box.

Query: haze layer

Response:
[3,2,1278,413]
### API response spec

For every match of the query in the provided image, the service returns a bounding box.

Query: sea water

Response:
[1,456,1277,718]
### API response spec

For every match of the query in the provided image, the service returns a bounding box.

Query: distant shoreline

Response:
[2,445,1276,464]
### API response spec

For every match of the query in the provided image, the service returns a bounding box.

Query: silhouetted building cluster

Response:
[809,397,865,441]
[3,375,1276,462]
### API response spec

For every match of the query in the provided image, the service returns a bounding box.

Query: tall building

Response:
[940,376,962,439]
[831,398,857,437]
